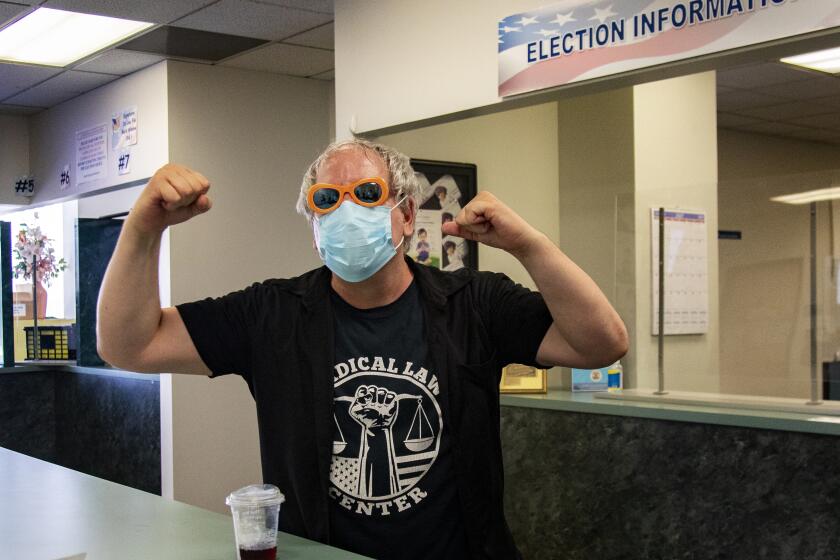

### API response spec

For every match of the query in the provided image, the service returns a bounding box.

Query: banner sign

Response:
[498,0,840,97]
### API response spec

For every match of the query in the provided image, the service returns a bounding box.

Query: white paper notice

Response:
[111,106,138,150]
[651,208,708,335]
[76,124,108,187]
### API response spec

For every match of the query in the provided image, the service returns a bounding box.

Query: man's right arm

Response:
[96,164,213,375]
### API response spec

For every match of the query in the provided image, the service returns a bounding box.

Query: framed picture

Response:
[499,364,548,394]
[409,159,478,271]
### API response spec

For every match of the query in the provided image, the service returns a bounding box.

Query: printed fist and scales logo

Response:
[330,358,442,516]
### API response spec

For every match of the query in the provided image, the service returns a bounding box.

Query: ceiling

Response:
[717,60,840,146]
[1,1,839,150]
[0,0,334,116]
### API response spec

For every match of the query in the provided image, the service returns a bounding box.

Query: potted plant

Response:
[13,224,67,319]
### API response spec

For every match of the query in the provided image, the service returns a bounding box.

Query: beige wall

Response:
[165,61,330,513]
[718,129,840,398]
[0,115,30,205]
[557,87,637,386]
[632,72,720,392]
[377,102,560,287]
[377,102,562,385]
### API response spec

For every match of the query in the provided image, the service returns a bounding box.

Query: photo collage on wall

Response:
[408,159,478,272]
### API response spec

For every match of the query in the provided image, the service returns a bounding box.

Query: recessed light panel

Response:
[781,47,840,75]
[0,8,153,67]
[771,186,840,205]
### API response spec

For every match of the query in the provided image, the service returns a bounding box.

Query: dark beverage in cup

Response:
[238,546,277,560]
[226,484,285,560]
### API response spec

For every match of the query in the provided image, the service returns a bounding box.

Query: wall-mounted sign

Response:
[60,164,71,191]
[14,175,35,197]
[117,148,131,176]
[498,0,840,97]
[76,123,108,188]
[111,106,138,150]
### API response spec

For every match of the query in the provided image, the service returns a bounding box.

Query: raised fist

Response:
[349,385,399,431]
[126,163,212,235]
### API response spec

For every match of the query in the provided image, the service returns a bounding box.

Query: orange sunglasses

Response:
[307,177,390,215]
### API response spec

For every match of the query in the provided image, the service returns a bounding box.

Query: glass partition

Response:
[602,169,840,409]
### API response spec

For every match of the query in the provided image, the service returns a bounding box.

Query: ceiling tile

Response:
[283,21,332,49]
[42,0,216,24]
[716,112,765,128]
[119,25,267,62]
[0,2,30,26]
[734,100,836,121]
[0,103,45,116]
[310,68,334,81]
[760,76,840,100]
[786,113,840,130]
[256,0,333,14]
[809,95,840,111]
[0,63,61,100]
[716,89,785,112]
[5,70,117,107]
[221,42,332,76]
[75,49,164,75]
[785,129,840,145]
[174,0,331,41]
[732,121,819,136]
[717,62,813,89]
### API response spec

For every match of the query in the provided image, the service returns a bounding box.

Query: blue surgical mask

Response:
[313,198,406,283]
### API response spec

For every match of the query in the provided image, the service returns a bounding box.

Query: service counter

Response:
[0,447,368,559]
[2,365,839,559]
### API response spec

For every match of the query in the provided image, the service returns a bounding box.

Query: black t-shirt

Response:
[175,261,555,558]
[328,281,469,559]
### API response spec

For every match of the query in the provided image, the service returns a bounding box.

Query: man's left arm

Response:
[441,191,628,369]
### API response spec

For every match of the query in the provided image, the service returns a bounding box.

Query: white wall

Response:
[76,184,144,218]
[28,62,168,206]
[632,72,720,392]
[165,61,330,513]
[334,0,546,137]
[0,115,31,205]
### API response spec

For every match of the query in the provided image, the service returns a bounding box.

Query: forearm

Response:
[514,233,628,364]
[96,217,164,365]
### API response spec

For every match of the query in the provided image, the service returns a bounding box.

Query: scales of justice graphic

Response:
[333,394,435,454]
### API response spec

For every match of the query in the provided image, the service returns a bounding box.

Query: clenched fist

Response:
[441,191,543,258]
[349,385,399,432]
[126,164,212,235]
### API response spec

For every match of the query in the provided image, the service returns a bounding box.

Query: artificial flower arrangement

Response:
[13,224,67,287]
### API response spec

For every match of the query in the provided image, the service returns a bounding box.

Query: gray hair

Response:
[296,139,421,245]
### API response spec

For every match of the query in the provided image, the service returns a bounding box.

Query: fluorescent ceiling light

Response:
[771,186,840,205]
[781,47,840,75]
[0,8,153,67]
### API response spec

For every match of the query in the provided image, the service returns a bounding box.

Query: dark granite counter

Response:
[499,395,840,560]
[0,364,160,494]
[4,365,840,559]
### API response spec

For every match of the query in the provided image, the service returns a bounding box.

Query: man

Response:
[97,139,627,559]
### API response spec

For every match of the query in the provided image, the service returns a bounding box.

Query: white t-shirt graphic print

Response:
[328,282,469,560]
[331,358,442,510]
